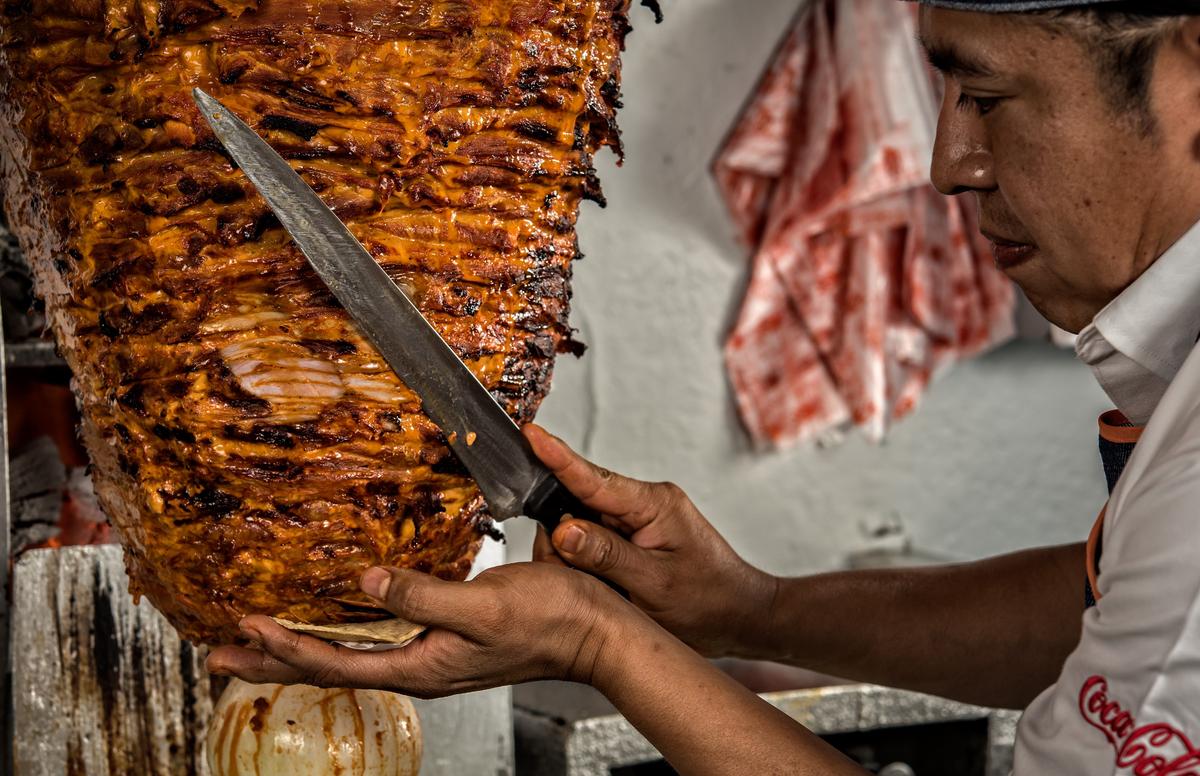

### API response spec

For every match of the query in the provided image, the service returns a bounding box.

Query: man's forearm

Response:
[744,543,1086,709]
[595,613,866,776]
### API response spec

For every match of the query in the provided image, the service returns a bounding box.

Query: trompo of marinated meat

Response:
[0,0,634,644]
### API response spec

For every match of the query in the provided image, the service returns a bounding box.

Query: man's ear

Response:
[1181,16,1200,65]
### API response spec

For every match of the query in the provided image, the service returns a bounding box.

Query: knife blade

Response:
[191,88,598,534]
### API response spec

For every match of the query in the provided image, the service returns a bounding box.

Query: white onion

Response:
[343,374,406,403]
[200,311,289,334]
[206,680,422,776]
[220,341,347,406]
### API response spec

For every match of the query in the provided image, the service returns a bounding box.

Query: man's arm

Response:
[208,563,868,776]
[595,610,867,776]
[756,544,1086,709]
[528,426,1086,710]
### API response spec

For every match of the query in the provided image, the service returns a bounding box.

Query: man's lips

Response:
[983,233,1037,270]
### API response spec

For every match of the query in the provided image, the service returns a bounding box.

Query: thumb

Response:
[361,567,483,632]
[533,525,568,566]
[553,518,656,591]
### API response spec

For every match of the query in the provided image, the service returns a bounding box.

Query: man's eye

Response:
[956,92,1001,116]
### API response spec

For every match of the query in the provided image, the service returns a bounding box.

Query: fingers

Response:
[209,616,415,690]
[360,567,486,632]
[206,643,310,685]
[552,518,660,592]
[533,525,568,566]
[523,425,658,528]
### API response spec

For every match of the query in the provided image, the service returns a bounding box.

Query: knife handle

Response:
[524,477,627,597]
[525,475,604,534]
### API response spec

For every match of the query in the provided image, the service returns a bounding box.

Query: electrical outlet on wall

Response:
[845,511,953,570]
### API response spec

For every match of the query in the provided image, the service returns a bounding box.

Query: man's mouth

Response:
[983,232,1037,270]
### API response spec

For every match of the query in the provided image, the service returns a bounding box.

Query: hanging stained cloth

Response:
[715,0,1015,447]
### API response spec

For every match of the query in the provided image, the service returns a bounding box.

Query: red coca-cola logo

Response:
[1079,676,1200,775]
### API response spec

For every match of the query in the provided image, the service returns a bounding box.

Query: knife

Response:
[192,88,601,536]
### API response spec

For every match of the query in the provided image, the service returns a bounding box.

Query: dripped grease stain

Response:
[225,688,265,776]
[248,695,270,733]
[318,689,350,775]
[248,685,285,775]
[179,640,203,771]
[213,684,422,774]
[212,694,241,776]
[385,698,421,773]
[349,689,367,773]
[91,570,125,776]
[30,555,215,775]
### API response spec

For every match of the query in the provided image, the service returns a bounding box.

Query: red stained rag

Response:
[715,0,1015,447]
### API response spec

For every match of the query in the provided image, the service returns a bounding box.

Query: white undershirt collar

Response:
[1075,219,1200,426]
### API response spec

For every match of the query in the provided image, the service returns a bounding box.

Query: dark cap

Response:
[913,0,1197,11]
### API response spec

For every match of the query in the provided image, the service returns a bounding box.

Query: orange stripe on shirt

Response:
[1099,410,1144,445]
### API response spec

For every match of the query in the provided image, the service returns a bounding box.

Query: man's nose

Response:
[930,94,996,196]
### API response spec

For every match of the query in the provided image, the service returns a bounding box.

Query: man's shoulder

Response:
[1025,347,1200,776]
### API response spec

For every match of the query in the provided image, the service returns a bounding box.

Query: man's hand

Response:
[206,543,866,776]
[205,562,637,698]
[525,424,777,659]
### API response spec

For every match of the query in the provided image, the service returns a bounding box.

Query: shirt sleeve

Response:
[1014,404,1200,775]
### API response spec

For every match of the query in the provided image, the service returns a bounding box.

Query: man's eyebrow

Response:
[918,36,997,79]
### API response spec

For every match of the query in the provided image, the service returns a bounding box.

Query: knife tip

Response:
[191,87,221,116]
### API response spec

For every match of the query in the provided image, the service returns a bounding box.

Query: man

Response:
[210,2,1200,773]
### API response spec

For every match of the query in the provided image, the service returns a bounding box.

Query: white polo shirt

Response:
[1014,220,1200,774]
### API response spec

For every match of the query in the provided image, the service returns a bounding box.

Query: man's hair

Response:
[1034,8,1187,135]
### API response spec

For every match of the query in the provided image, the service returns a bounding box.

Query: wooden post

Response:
[12,545,215,776]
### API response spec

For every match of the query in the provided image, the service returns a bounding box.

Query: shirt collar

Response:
[1076,218,1200,425]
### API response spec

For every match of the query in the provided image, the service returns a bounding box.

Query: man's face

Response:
[921,9,1200,333]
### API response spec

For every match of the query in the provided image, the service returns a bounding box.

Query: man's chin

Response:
[1019,291,1091,335]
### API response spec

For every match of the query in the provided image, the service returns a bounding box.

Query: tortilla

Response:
[271,617,426,646]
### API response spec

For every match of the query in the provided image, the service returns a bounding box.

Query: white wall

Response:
[513,0,1111,575]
